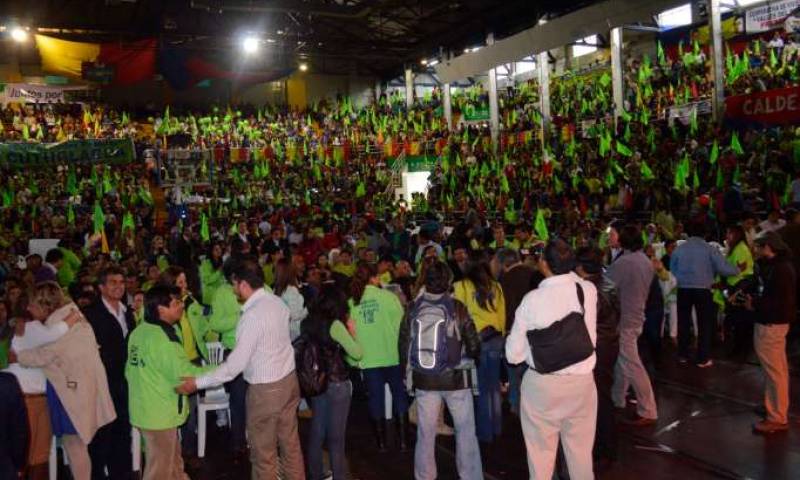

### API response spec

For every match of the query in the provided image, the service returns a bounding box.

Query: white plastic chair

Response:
[384,383,393,420]
[198,342,231,458]
[132,427,141,472]
[48,436,68,480]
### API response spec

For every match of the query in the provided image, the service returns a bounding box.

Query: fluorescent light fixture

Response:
[10,27,27,42]
[242,36,259,54]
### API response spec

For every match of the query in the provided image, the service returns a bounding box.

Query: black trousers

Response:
[89,383,132,480]
[677,288,716,363]
[593,343,619,461]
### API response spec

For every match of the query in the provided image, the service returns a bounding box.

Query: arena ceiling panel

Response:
[1,0,594,77]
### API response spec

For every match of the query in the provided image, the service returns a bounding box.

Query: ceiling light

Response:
[242,36,259,54]
[428,59,439,66]
[420,59,427,65]
[10,27,27,42]
[299,63,308,72]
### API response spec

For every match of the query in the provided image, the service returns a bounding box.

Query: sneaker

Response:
[753,420,789,434]
[696,360,714,368]
[678,357,689,364]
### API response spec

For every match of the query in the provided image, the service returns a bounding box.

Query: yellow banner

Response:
[35,35,100,78]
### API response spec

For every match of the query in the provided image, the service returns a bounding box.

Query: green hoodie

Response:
[347,285,404,369]
[56,247,81,287]
[208,283,241,350]
[126,322,211,430]
[199,259,225,306]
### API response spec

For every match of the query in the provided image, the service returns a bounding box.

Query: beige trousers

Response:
[520,370,597,480]
[754,323,790,424]
[246,371,305,480]
[141,428,189,480]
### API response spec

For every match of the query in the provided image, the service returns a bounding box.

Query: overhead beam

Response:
[434,0,688,83]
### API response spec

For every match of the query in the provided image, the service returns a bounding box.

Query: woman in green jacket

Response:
[198,241,226,306]
[126,285,210,480]
[348,261,408,452]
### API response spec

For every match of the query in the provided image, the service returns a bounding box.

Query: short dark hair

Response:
[495,248,520,269]
[97,266,125,286]
[618,224,643,251]
[227,256,264,289]
[45,249,64,264]
[423,260,452,295]
[576,245,604,275]
[144,284,181,323]
[543,238,576,275]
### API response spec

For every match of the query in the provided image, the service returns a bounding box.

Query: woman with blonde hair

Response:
[10,281,116,480]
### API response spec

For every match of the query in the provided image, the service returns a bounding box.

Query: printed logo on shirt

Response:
[128,345,145,368]
[359,299,379,324]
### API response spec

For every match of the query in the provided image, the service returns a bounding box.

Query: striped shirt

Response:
[196,288,295,388]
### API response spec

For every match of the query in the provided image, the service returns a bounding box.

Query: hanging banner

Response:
[725,86,800,125]
[745,0,800,33]
[463,105,490,122]
[1,83,69,103]
[0,139,136,168]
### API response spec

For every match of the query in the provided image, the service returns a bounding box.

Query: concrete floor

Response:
[180,340,800,480]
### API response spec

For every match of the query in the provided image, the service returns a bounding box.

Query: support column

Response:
[610,27,624,123]
[404,67,414,109]
[708,0,725,123]
[487,33,499,148]
[537,51,550,156]
[443,82,453,130]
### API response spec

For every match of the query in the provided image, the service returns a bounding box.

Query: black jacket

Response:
[83,300,136,396]
[400,294,481,391]
[591,274,621,360]
[754,255,797,325]
[0,373,28,479]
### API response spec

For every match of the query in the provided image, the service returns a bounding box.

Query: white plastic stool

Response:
[48,436,68,480]
[198,342,231,458]
[132,427,141,472]
[384,383,392,420]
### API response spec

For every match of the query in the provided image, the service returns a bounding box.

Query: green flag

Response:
[92,203,105,234]
[730,132,744,156]
[616,141,633,157]
[770,48,778,69]
[709,140,719,164]
[657,40,666,66]
[534,209,549,242]
[67,204,75,225]
[640,162,655,181]
[122,211,135,232]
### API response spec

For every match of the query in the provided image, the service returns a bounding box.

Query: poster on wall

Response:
[725,86,800,125]
[745,0,800,32]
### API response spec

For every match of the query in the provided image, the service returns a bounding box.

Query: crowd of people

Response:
[0,29,799,480]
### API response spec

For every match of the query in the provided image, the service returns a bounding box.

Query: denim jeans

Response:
[362,365,409,420]
[307,380,352,480]
[414,389,484,480]
[504,360,525,415]
[476,335,504,442]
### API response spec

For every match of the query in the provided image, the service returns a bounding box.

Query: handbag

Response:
[526,283,594,374]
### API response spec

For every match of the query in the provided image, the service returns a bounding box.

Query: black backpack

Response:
[293,333,329,397]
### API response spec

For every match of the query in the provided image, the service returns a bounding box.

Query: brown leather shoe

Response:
[753,420,789,434]
[621,415,657,427]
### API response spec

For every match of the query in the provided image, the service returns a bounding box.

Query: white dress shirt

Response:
[196,288,295,389]
[506,272,598,375]
[103,297,129,337]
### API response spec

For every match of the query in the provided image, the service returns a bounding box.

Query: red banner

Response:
[725,86,800,125]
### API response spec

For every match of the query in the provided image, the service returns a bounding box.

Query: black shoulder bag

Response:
[526,283,594,374]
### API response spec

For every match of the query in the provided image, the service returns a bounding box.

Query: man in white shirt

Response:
[759,209,786,233]
[506,239,598,480]
[177,258,304,480]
